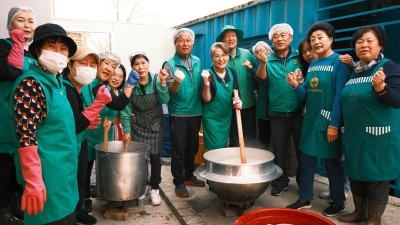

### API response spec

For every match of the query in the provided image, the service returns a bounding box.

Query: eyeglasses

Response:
[112,74,124,80]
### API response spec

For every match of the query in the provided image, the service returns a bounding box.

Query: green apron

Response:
[13,65,78,224]
[0,38,36,154]
[82,79,118,161]
[341,59,400,181]
[202,68,234,150]
[63,79,86,153]
[300,55,341,159]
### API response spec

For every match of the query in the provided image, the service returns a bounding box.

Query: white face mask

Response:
[72,66,97,86]
[38,49,68,73]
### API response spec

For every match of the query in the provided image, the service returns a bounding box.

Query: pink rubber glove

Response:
[8,29,25,70]
[19,146,47,215]
[87,115,102,129]
[82,85,112,122]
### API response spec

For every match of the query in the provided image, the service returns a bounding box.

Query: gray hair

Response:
[172,28,195,44]
[7,6,36,31]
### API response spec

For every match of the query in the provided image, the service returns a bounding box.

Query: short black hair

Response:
[351,24,386,49]
[307,21,335,42]
[130,54,149,67]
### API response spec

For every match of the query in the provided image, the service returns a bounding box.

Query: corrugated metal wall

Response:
[178,0,399,67]
[178,0,320,69]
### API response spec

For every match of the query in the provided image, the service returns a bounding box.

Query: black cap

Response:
[29,23,77,59]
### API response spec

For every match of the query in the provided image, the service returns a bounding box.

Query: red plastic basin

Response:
[234,208,335,225]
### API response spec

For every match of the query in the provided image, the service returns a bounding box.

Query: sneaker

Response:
[150,189,162,206]
[76,211,97,225]
[319,190,349,200]
[175,184,189,198]
[84,198,93,215]
[286,199,312,210]
[184,176,205,187]
[271,184,290,196]
[323,202,345,217]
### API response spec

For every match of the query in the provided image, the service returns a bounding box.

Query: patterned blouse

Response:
[14,77,47,147]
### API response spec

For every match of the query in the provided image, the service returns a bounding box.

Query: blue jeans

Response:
[299,153,345,204]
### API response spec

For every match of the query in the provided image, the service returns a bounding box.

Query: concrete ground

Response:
[91,158,400,225]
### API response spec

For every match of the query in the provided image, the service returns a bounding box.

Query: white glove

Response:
[201,70,210,85]
[233,99,242,110]
[174,69,185,83]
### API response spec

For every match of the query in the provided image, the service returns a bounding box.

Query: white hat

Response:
[129,50,148,63]
[268,23,293,40]
[98,51,121,66]
[252,41,272,54]
[172,28,195,44]
[7,6,36,31]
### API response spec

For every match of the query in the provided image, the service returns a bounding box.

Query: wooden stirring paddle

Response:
[234,90,246,164]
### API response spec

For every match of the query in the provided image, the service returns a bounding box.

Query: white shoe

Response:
[150,189,161,206]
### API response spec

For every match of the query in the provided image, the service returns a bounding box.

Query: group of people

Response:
[0,5,399,225]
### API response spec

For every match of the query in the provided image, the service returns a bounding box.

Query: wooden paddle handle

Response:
[234,90,246,164]
[104,116,109,152]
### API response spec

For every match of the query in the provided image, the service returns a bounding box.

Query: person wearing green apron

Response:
[81,51,139,213]
[252,41,273,150]
[216,25,258,148]
[11,23,78,225]
[286,22,351,217]
[0,6,36,224]
[121,51,169,206]
[201,42,240,150]
[62,47,113,225]
[339,25,400,225]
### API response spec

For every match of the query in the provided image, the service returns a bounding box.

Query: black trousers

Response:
[258,118,271,148]
[270,113,303,185]
[229,106,257,147]
[0,153,22,208]
[149,154,162,189]
[76,140,88,208]
[85,160,95,199]
[170,116,201,185]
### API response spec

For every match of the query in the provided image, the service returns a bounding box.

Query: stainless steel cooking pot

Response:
[95,141,149,201]
[196,147,282,201]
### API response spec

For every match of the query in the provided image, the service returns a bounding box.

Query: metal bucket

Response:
[95,141,149,201]
[196,148,282,201]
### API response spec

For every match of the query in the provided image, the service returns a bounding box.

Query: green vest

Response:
[63,79,86,153]
[82,78,119,161]
[202,68,234,150]
[341,59,400,181]
[12,64,78,224]
[300,53,342,159]
[0,38,36,154]
[227,48,257,109]
[166,53,202,116]
[267,50,302,112]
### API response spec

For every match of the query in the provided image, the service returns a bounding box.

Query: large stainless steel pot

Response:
[196,147,282,202]
[95,141,149,201]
